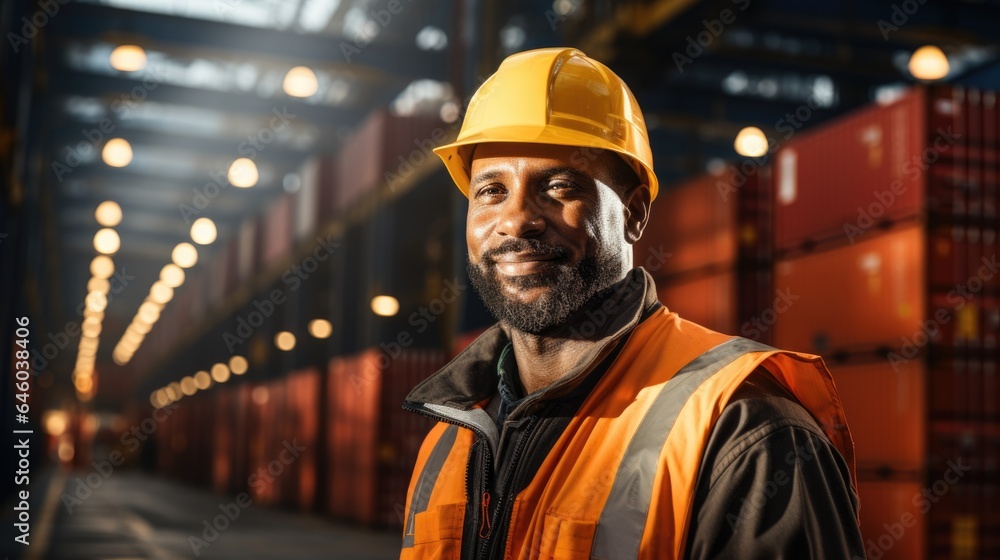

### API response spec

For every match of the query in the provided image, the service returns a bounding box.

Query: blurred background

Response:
[1,0,998,558]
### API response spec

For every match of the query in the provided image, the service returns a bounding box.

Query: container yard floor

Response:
[31,469,401,560]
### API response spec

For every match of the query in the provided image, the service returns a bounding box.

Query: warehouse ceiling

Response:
[29,0,454,384]
[18,0,1000,402]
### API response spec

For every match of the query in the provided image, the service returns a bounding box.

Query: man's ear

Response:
[622,184,651,244]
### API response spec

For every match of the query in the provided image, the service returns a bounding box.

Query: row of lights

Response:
[272,319,333,351]
[72,201,125,401]
[112,242,198,365]
[732,45,951,159]
[110,44,320,99]
[150,355,249,409]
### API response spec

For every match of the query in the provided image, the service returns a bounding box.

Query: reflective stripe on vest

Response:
[402,423,459,549]
[590,337,773,560]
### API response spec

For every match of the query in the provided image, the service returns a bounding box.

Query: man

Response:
[401,47,863,559]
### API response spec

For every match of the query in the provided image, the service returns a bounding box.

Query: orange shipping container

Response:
[327,348,443,526]
[856,478,927,560]
[657,270,737,335]
[773,224,926,355]
[633,170,737,277]
[829,360,926,473]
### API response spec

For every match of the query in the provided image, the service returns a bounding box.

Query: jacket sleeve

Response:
[683,370,865,560]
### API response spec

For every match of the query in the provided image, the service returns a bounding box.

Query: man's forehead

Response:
[469,142,614,175]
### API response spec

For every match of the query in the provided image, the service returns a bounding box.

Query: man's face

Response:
[465,142,649,334]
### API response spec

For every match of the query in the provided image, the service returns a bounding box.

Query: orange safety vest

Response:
[400,307,855,560]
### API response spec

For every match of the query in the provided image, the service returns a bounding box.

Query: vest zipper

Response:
[477,415,538,560]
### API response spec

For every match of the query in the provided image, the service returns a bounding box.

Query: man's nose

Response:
[495,187,547,238]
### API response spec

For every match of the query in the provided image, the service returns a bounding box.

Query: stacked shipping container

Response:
[154,348,443,527]
[772,85,999,560]
[632,165,773,342]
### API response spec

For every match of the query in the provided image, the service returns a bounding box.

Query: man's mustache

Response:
[481,239,570,264]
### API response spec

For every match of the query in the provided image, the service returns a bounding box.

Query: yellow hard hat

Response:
[433,47,659,200]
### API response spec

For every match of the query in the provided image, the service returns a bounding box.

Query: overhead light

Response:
[93,228,121,254]
[137,301,161,323]
[172,242,199,268]
[149,281,174,304]
[102,138,133,167]
[227,158,259,188]
[109,45,147,72]
[194,370,212,389]
[90,255,115,279]
[180,376,197,396]
[81,321,102,338]
[734,126,769,157]
[168,382,183,400]
[160,263,185,288]
[95,201,122,227]
[909,45,949,81]
[44,411,68,437]
[211,363,231,383]
[283,66,319,98]
[274,331,296,351]
[229,355,248,375]
[85,290,108,313]
[164,384,179,401]
[371,295,399,317]
[308,318,332,339]
[87,277,110,293]
[190,217,217,245]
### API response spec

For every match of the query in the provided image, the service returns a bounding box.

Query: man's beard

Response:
[467,238,622,334]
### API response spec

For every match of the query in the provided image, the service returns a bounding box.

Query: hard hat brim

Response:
[433,128,659,200]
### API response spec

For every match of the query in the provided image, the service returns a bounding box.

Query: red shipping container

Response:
[657,270,736,335]
[856,478,927,560]
[633,169,738,278]
[326,348,443,526]
[261,194,293,269]
[237,216,258,282]
[213,387,234,494]
[316,155,338,223]
[829,360,926,473]
[335,111,445,214]
[285,367,320,511]
[773,86,979,250]
[773,224,925,354]
[294,156,320,242]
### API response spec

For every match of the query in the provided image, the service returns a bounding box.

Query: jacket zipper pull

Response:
[478,491,492,538]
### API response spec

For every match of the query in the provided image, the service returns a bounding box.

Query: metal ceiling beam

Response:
[48,2,449,82]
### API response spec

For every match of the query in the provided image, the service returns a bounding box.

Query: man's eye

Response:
[475,185,505,198]
[545,181,578,194]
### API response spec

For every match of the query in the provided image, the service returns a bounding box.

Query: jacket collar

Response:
[403,267,661,420]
